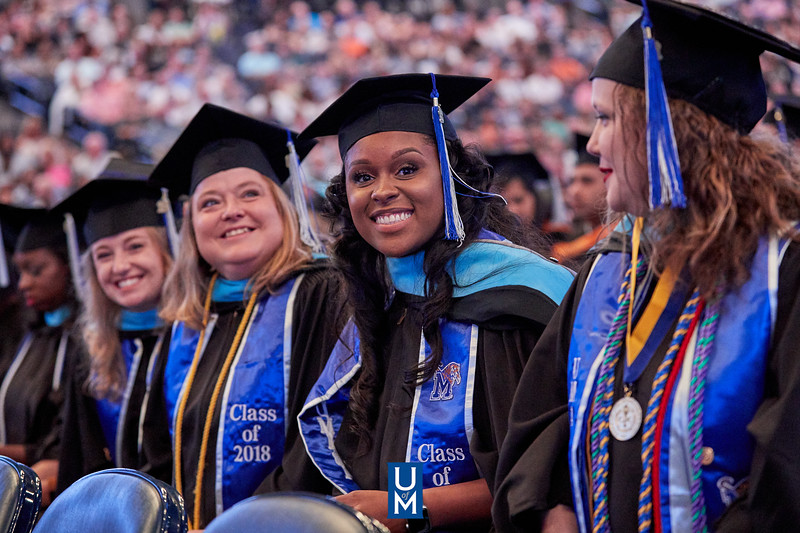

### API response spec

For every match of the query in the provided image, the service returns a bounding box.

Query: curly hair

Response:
[80,227,172,401]
[324,136,549,449]
[160,177,313,330]
[613,84,800,299]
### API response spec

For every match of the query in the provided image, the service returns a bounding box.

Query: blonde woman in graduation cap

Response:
[492,1,800,532]
[296,73,574,532]
[45,159,174,495]
[145,103,346,529]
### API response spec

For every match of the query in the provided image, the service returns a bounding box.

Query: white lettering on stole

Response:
[229,403,278,422]
[230,403,276,463]
[415,444,464,486]
[416,443,466,463]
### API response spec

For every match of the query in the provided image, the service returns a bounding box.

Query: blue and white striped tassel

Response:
[286,132,325,254]
[157,187,180,257]
[641,1,686,209]
[62,213,86,302]
[430,74,465,243]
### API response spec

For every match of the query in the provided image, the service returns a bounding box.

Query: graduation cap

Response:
[300,73,499,242]
[148,103,317,196]
[765,94,800,143]
[574,133,600,166]
[54,175,163,248]
[486,152,549,191]
[591,0,800,209]
[0,204,66,287]
[148,103,324,252]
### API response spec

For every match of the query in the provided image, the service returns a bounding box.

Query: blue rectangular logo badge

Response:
[387,462,423,518]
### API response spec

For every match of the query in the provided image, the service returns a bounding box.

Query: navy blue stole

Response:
[298,317,479,494]
[164,275,301,514]
[567,234,785,531]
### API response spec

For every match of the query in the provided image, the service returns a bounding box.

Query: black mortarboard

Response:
[0,204,65,254]
[148,103,317,196]
[486,152,549,190]
[299,73,491,157]
[54,176,163,247]
[574,133,599,166]
[765,95,800,141]
[591,0,800,134]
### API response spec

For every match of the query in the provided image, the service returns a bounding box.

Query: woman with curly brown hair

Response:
[295,73,574,532]
[493,1,800,532]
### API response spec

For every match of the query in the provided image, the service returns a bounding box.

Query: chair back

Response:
[0,456,41,533]
[33,468,186,533]
[205,492,389,533]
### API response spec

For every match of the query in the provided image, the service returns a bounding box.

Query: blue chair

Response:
[205,492,389,533]
[0,456,41,533]
[33,468,186,533]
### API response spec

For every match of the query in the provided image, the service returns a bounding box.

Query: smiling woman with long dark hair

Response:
[296,73,573,533]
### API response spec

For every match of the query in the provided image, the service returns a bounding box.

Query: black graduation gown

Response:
[492,240,800,533]
[328,284,558,531]
[56,327,170,493]
[143,264,346,529]
[0,291,33,378]
[0,316,80,464]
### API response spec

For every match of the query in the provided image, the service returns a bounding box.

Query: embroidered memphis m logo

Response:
[430,362,461,401]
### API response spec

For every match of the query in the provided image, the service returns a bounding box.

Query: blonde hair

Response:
[614,84,800,299]
[80,227,172,401]
[159,177,312,330]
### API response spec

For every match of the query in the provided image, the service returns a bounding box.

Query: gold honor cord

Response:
[173,272,259,529]
[626,218,678,367]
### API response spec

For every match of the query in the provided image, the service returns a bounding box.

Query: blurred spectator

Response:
[70,131,117,186]
[552,133,611,267]
[0,0,796,214]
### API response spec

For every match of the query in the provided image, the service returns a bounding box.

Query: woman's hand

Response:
[30,459,58,506]
[541,504,578,533]
[335,490,407,533]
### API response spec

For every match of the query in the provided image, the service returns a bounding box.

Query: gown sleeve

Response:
[717,240,800,532]
[139,330,175,485]
[492,264,593,532]
[255,265,348,495]
[55,350,113,493]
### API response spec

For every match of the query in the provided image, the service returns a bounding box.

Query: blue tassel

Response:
[641,2,686,209]
[430,73,465,242]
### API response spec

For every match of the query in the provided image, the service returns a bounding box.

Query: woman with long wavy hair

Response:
[492,2,800,532]
[296,73,574,533]
[144,103,346,530]
[46,164,174,498]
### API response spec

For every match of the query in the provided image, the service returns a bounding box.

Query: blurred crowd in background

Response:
[0,0,798,223]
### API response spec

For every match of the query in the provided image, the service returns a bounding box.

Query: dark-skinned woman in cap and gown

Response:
[294,73,574,532]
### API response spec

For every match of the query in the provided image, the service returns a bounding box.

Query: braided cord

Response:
[638,289,701,532]
[687,296,722,533]
[589,258,645,533]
